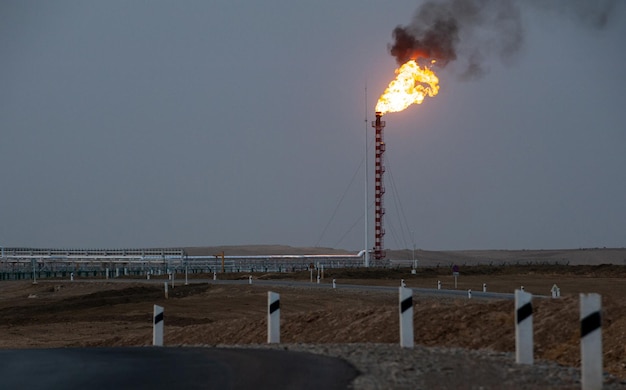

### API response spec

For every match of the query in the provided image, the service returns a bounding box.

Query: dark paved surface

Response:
[0,347,357,390]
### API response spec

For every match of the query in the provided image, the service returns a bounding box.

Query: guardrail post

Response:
[153,305,164,346]
[399,287,413,348]
[268,292,280,344]
[580,293,602,390]
[515,289,533,365]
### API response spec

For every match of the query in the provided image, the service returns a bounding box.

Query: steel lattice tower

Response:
[372,112,386,260]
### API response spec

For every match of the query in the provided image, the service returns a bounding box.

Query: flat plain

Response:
[1,255,626,380]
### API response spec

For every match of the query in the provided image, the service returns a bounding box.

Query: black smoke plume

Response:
[389,0,522,80]
[388,0,617,80]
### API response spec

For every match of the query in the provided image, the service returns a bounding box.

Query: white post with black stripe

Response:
[580,293,602,390]
[267,291,280,344]
[153,304,164,346]
[399,287,414,348]
[515,289,533,365]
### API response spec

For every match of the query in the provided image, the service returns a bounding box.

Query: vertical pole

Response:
[267,292,280,344]
[185,265,188,285]
[437,280,441,290]
[580,293,602,390]
[399,287,414,348]
[249,275,252,285]
[468,289,472,299]
[106,268,109,280]
[164,282,169,299]
[32,258,37,285]
[364,84,369,268]
[515,290,533,365]
[483,283,487,292]
[454,275,457,289]
[332,279,336,289]
[153,305,164,346]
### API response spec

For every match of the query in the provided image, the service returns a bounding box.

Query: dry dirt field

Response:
[1,265,626,380]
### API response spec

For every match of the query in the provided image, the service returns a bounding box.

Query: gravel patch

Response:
[214,343,626,389]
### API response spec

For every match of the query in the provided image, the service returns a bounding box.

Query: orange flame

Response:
[376,60,440,114]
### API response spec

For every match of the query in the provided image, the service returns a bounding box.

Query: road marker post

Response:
[551,284,560,298]
[399,287,414,348]
[332,279,336,289]
[580,293,602,390]
[437,280,441,290]
[267,292,280,344]
[468,289,472,299]
[153,305,164,346]
[164,282,169,299]
[249,275,252,285]
[483,283,487,292]
[515,290,533,365]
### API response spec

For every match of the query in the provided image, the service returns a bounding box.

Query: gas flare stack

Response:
[371,112,386,261]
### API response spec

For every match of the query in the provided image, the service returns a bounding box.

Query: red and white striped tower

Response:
[372,112,386,261]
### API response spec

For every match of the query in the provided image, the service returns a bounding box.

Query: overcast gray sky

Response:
[1,1,625,251]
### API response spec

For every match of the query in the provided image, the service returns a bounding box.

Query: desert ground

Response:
[1,258,626,380]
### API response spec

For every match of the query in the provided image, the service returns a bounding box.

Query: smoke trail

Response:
[388,0,617,80]
[389,0,522,80]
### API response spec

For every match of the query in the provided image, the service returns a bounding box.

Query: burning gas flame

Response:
[376,60,439,114]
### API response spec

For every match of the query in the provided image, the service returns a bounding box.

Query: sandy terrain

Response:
[0,264,625,381]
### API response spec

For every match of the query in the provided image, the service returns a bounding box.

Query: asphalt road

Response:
[40,276,529,300]
[0,347,357,390]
